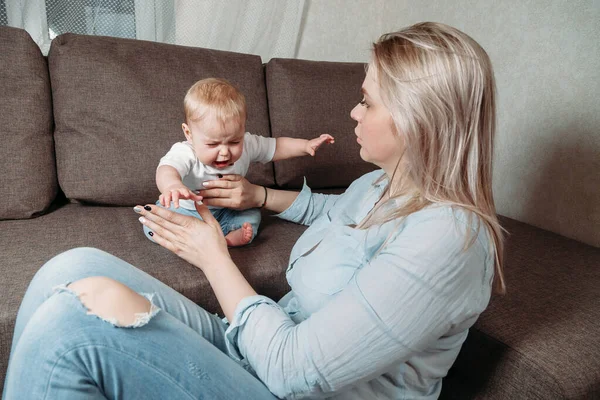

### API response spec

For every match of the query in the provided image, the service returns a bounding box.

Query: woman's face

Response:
[350,66,403,175]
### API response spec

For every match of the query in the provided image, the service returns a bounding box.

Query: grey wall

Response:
[297,0,600,247]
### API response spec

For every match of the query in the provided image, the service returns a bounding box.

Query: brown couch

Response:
[1,26,598,399]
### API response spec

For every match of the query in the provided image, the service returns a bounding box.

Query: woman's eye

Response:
[359,97,369,108]
[207,144,218,147]
[230,141,240,145]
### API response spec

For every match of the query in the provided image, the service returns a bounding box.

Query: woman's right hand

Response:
[200,174,264,210]
[136,201,230,273]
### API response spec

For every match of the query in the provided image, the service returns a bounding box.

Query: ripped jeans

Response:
[2,248,277,400]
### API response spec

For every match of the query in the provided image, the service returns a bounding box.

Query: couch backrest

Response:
[48,33,273,206]
[0,26,56,220]
[2,28,376,213]
[266,58,376,189]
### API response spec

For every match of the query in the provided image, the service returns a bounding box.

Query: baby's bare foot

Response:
[225,222,253,247]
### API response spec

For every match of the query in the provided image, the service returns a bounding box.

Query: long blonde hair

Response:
[359,22,506,294]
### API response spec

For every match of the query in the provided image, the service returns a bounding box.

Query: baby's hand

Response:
[306,134,335,156]
[159,185,203,208]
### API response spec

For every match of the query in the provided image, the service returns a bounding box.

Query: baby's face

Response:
[183,115,245,169]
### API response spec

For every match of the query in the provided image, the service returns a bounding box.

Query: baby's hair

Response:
[184,78,246,127]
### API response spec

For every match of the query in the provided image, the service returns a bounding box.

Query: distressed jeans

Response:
[2,247,278,400]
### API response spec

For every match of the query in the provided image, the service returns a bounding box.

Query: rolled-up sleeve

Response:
[224,295,285,362]
[223,215,493,399]
[274,178,340,226]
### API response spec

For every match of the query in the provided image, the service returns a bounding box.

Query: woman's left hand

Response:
[200,174,263,210]
[135,202,230,272]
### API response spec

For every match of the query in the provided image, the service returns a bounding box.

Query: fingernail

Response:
[148,231,154,236]
[217,173,223,178]
[133,206,142,213]
[144,205,152,211]
[138,216,146,223]
[202,182,210,187]
[196,200,203,205]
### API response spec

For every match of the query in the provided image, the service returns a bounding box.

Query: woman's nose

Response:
[350,104,361,122]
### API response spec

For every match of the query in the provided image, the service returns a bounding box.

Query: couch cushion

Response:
[0,27,56,219]
[266,58,377,189]
[441,216,600,399]
[0,204,305,391]
[48,34,273,206]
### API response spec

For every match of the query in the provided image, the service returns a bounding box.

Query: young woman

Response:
[3,22,504,399]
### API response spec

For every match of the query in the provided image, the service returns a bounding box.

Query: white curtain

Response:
[134,0,175,43]
[4,0,306,61]
[6,0,51,54]
[172,0,306,61]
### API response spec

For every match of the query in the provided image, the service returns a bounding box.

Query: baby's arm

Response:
[271,134,334,161]
[156,165,202,208]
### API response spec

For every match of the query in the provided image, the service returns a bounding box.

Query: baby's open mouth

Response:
[213,160,230,168]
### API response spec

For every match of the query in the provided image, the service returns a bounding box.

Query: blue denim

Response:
[4,170,494,399]
[143,201,261,243]
[2,248,277,400]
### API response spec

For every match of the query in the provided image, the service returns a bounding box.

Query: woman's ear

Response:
[182,123,192,142]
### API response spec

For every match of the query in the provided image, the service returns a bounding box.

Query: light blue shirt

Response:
[225,170,495,399]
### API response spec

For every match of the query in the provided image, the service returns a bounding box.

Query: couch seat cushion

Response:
[0,204,304,389]
[442,216,600,399]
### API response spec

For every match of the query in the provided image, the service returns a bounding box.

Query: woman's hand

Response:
[135,202,230,272]
[200,174,263,210]
[135,202,258,321]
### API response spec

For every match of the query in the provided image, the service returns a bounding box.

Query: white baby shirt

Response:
[158,132,276,210]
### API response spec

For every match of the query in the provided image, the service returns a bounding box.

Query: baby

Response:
[144,77,334,246]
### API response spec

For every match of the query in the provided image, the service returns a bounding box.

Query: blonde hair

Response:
[360,22,506,294]
[184,78,246,127]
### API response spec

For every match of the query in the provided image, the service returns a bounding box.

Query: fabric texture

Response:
[158,133,276,210]
[2,28,599,399]
[442,216,600,399]
[266,58,377,189]
[3,248,278,399]
[0,202,306,391]
[48,33,274,206]
[223,170,495,399]
[0,26,56,219]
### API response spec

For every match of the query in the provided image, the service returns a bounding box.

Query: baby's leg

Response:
[142,201,202,242]
[218,208,261,247]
